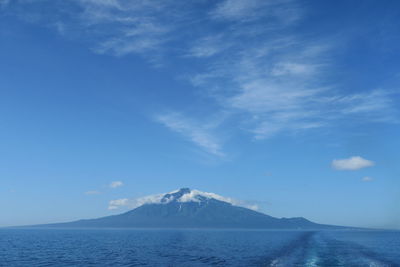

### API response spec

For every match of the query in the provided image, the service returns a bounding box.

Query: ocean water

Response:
[0,229,399,266]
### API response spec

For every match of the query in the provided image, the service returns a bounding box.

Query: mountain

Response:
[36,188,344,229]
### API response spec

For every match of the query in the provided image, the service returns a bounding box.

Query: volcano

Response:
[36,188,345,229]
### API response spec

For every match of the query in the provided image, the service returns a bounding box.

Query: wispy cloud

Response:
[108,194,163,210]
[331,156,375,171]
[210,0,301,24]
[362,176,373,182]
[210,0,263,21]
[77,0,178,57]
[156,112,224,157]
[187,34,230,58]
[183,1,396,144]
[5,0,398,155]
[108,198,129,210]
[5,0,186,58]
[110,181,123,188]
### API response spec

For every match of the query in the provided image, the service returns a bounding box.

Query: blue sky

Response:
[0,0,399,229]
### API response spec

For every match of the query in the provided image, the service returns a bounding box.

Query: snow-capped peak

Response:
[158,188,232,204]
[108,188,259,211]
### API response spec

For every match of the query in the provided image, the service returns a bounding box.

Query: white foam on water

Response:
[304,255,319,266]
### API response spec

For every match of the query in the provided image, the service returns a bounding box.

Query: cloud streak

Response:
[108,198,129,210]
[5,0,398,155]
[110,181,123,188]
[362,176,373,182]
[156,112,224,156]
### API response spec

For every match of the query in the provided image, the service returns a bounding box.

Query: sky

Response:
[0,0,399,229]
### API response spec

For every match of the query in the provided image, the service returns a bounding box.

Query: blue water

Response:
[0,229,399,266]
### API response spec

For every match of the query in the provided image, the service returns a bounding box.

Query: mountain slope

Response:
[37,188,344,229]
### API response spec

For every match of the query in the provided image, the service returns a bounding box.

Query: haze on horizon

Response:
[0,0,399,230]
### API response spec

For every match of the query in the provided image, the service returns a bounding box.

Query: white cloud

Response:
[362,176,373,182]
[110,181,123,188]
[271,62,317,76]
[331,156,375,171]
[93,19,170,56]
[85,190,101,195]
[156,112,224,157]
[108,198,129,210]
[74,0,190,58]
[107,188,258,211]
[178,189,259,211]
[5,0,398,151]
[184,2,397,141]
[108,193,165,210]
[337,90,397,122]
[187,35,229,58]
[210,0,299,23]
[188,35,396,140]
[210,0,262,20]
[199,44,329,139]
[7,0,181,57]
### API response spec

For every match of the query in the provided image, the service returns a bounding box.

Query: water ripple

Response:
[0,229,399,266]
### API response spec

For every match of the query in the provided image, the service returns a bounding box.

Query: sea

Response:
[0,229,399,266]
